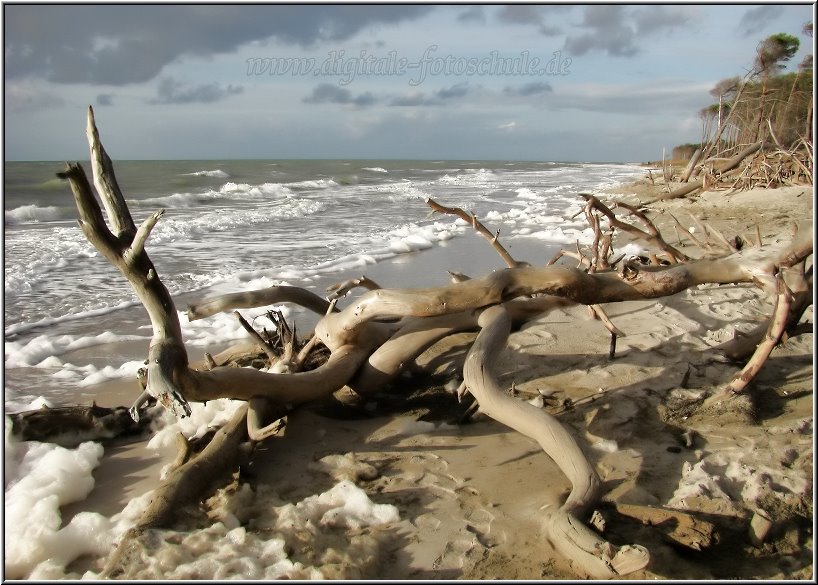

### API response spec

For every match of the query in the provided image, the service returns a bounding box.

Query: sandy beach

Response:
[6,180,814,580]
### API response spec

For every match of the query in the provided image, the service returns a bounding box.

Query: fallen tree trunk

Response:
[652,142,763,201]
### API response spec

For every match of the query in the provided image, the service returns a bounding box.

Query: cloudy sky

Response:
[5,3,814,162]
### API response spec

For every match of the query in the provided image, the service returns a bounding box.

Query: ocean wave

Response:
[220,181,294,198]
[149,199,325,244]
[182,169,229,178]
[4,227,98,297]
[436,168,499,186]
[283,179,338,190]
[4,204,66,224]
[310,221,463,274]
[372,180,429,201]
[139,181,295,208]
[4,301,141,337]
[362,167,388,173]
[138,191,222,208]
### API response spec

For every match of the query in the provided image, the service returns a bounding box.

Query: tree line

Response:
[673,22,813,162]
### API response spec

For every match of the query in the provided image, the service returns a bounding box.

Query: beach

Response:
[4,171,813,579]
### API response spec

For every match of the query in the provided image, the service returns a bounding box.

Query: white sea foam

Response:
[372,180,429,201]
[362,167,388,173]
[74,477,399,580]
[75,360,147,387]
[148,199,324,245]
[4,419,162,579]
[4,331,147,369]
[437,168,499,186]
[4,420,106,579]
[148,398,247,451]
[4,225,97,296]
[180,305,291,348]
[515,187,540,200]
[311,221,462,275]
[220,181,294,198]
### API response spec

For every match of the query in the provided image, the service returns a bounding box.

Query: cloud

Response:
[737,5,784,37]
[389,82,471,107]
[542,81,711,115]
[96,93,115,107]
[303,83,376,107]
[151,77,244,104]
[389,92,428,107]
[564,6,639,57]
[497,121,516,131]
[4,5,433,85]
[457,6,485,24]
[633,5,692,34]
[495,5,564,36]
[5,80,65,111]
[435,82,469,100]
[565,5,691,57]
[504,81,553,97]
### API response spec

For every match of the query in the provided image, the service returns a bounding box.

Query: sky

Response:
[4,3,815,162]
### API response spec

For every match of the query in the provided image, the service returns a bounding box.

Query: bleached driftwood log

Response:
[58,107,813,578]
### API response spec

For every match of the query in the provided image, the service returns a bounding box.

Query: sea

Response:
[4,159,645,411]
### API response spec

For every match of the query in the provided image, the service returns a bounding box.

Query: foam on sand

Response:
[4,418,106,579]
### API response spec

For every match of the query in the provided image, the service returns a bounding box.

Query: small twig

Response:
[234,310,278,364]
[427,197,526,269]
[448,270,471,282]
[581,194,688,263]
[704,223,738,253]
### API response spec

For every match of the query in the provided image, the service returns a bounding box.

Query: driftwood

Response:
[100,403,251,578]
[654,142,763,201]
[717,263,813,361]
[680,147,702,183]
[465,305,649,577]
[8,403,153,448]
[56,107,813,578]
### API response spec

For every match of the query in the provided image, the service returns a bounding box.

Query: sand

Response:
[44,181,815,579]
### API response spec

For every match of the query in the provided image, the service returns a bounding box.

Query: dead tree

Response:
[58,107,813,578]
